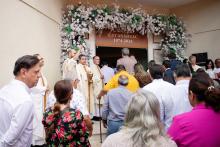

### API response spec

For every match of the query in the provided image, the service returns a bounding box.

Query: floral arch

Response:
[61,3,188,62]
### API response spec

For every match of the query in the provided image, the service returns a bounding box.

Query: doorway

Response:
[96,46,148,69]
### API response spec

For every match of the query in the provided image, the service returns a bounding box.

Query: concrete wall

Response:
[64,0,170,14]
[0,0,63,88]
[171,0,220,60]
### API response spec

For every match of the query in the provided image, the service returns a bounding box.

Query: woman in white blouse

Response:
[102,89,176,147]
[205,59,215,79]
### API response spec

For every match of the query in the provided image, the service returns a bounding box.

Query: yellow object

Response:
[104,71,139,92]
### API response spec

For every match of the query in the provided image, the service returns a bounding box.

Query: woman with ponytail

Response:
[42,80,90,146]
[168,72,220,147]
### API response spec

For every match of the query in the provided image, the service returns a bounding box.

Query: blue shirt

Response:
[102,86,133,121]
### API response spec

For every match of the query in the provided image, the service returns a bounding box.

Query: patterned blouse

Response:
[42,107,90,147]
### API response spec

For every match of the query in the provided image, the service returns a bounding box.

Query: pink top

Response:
[168,103,220,147]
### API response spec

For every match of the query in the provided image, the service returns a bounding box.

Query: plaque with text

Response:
[96,30,148,48]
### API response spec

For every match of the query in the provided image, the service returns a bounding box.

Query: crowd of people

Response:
[0,48,220,147]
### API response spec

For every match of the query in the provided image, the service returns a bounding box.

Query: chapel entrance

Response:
[96,46,148,69]
[95,29,148,69]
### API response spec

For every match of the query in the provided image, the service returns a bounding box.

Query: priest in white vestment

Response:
[31,54,49,146]
[76,54,94,115]
[62,49,80,80]
[0,55,42,147]
[90,56,104,118]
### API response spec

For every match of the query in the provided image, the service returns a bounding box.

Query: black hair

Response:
[168,52,176,59]
[78,54,86,60]
[189,72,220,112]
[116,65,126,72]
[196,68,205,73]
[175,64,191,78]
[205,59,214,70]
[162,60,171,68]
[93,55,99,60]
[13,55,40,76]
[183,58,188,64]
[149,64,163,79]
[102,61,108,66]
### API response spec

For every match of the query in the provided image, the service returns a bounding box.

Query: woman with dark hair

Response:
[42,80,90,146]
[134,63,152,87]
[168,73,220,147]
[205,59,215,79]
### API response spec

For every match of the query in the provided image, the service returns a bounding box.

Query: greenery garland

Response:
[61,3,188,62]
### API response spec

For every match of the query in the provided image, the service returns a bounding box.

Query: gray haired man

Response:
[117,48,137,74]
[102,75,133,136]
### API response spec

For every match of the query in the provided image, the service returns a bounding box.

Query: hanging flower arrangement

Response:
[61,3,188,62]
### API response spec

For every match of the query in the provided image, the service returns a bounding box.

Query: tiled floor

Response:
[90,121,107,147]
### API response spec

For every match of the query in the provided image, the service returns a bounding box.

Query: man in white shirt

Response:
[171,64,192,117]
[31,54,49,146]
[101,61,114,84]
[0,55,41,147]
[189,55,201,72]
[143,64,174,131]
[46,78,93,136]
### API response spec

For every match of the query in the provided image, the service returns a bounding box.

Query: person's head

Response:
[149,64,164,79]
[53,80,73,116]
[175,64,191,78]
[33,54,44,67]
[134,63,145,74]
[123,89,166,146]
[118,75,129,86]
[189,72,220,112]
[205,59,214,70]
[183,58,188,64]
[215,58,220,68]
[102,61,108,66]
[13,55,41,88]
[122,48,130,57]
[78,54,87,65]
[93,56,100,65]
[168,52,176,59]
[162,60,171,70]
[196,68,205,73]
[116,64,126,72]
[189,55,196,65]
[67,49,77,58]
[148,60,155,70]
[54,80,73,105]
